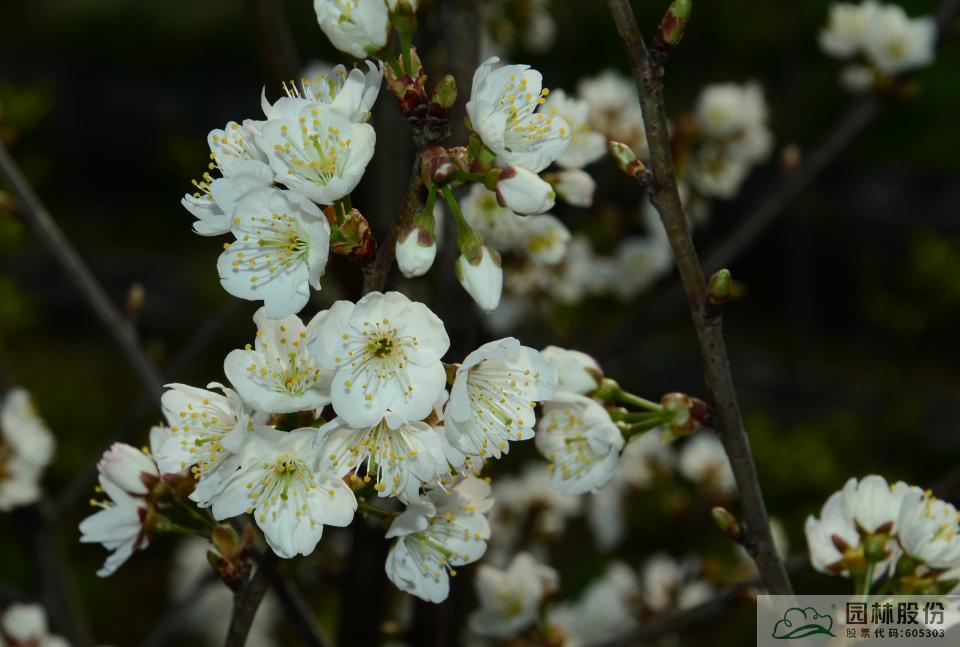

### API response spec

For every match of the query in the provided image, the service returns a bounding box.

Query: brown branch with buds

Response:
[606,0,792,595]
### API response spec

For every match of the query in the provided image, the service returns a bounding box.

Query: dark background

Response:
[1,0,958,644]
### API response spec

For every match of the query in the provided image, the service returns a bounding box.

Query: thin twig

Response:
[223,550,279,647]
[56,299,243,515]
[271,575,333,647]
[597,0,960,349]
[606,0,792,595]
[706,0,960,274]
[607,555,810,646]
[0,141,165,402]
[361,155,424,295]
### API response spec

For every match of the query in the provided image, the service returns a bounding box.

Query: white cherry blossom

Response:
[469,552,558,638]
[820,1,879,57]
[535,393,623,495]
[897,488,960,568]
[79,434,164,577]
[193,427,356,558]
[805,489,861,576]
[842,474,914,535]
[549,562,639,646]
[262,60,382,124]
[542,89,606,169]
[445,337,556,460]
[385,476,493,603]
[541,346,602,396]
[257,102,375,205]
[0,388,55,511]
[678,432,736,497]
[520,214,570,266]
[316,413,447,501]
[224,308,333,414]
[467,57,570,173]
[308,291,450,428]
[155,382,255,479]
[182,118,276,237]
[461,184,526,251]
[550,168,596,208]
[217,187,331,318]
[314,0,390,60]
[862,4,936,74]
[0,604,69,647]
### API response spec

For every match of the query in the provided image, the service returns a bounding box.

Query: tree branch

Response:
[595,0,960,350]
[0,141,165,402]
[605,555,810,646]
[361,155,424,295]
[606,0,792,595]
[223,550,279,647]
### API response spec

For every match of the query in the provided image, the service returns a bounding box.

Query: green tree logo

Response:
[772,607,836,640]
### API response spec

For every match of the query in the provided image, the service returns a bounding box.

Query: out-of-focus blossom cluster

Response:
[820,1,936,91]
[0,388,54,511]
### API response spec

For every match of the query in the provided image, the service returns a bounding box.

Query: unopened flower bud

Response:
[455,246,503,312]
[711,506,742,539]
[207,522,254,591]
[609,141,648,183]
[655,0,693,52]
[494,166,556,215]
[97,443,159,496]
[545,169,596,208]
[779,144,802,173]
[125,282,146,317]
[431,74,457,112]
[707,269,732,310]
[396,227,437,278]
[661,392,710,436]
[421,146,456,186]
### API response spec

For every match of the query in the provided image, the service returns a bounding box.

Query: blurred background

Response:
[1,0,959,645]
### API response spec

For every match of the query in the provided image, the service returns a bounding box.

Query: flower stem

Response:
[617,391,662,412]
[441,185,483,253]
[177,498,216,529]
[159,520,209,539]
[358,500,394,519]
[399,30,413,76]
[854,559,875,596]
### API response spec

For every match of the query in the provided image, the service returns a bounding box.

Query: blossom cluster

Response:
[467,550,715,644]
[820,1,936,90]
[0,603,68,647]
[479,71,773,321]
[0,388,55,512]
[687,82,773,200]
[79,291,568,602]
[806,475,960,594]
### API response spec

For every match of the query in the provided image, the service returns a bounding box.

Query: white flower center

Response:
[336,319,422,400]
[273,116,352,187]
